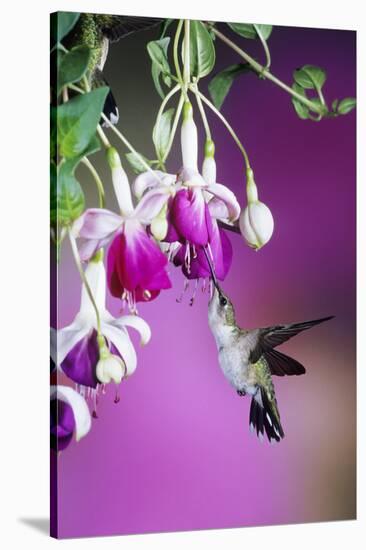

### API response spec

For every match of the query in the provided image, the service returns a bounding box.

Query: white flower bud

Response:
[151,217,168,241]
[239,201,274,250]
[96,354,126,385]
[150,203,168,241]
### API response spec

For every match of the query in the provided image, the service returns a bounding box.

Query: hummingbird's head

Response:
[208,286,236,330]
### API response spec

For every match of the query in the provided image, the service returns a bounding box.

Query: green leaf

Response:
[51,159,85,226]
[151,62,165,99]
[228,22,272,40]
[189,20,215,78]
[293,65,326,90]
[147,38,171,75]
[337,97,356,115]
[57,45,91,95]
[57,87,109,159]
[153,108,175,161]
[125,152,153,175]
[208,63,251,109]
[291,83,310,119]
[51,12,80,45]
[147,38,172,97]
[160,19,173,39]
[331,99,339,112]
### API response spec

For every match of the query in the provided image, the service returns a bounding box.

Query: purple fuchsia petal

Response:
[50,398,75,451]
[60,329,125,388]
[171,188,212,246]
[60,329,100,388]
[107,220,172,302]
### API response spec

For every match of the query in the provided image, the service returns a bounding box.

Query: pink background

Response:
[53,22,356,538]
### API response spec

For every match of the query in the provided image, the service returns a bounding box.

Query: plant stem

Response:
[183,19,191,91]
[191,83,212,140]
[191,86,250,169]
[68,230,102,334]
[173,20,184,84]
[210,26,325,115]
[101,113,162,183]
[81,157,105,208]
[253,24,271,70]
[97,125,111,148]
[162,92,184,162]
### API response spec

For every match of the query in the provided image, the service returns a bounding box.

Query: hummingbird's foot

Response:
[237,390,246,397]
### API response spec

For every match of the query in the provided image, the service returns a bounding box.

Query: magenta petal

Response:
[107,220,172,302]
[174,221,233,281]
[171,188,211,246]
[107,233,125,298]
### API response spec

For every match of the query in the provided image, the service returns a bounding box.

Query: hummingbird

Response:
[203,248,333,443]
[58,13,162,124]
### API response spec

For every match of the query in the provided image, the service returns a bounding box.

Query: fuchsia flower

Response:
[134,102,240,282]
[72,148,172,307]
[51,258,151,396]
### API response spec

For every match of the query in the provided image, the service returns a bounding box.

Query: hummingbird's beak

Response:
[202,246,221,293]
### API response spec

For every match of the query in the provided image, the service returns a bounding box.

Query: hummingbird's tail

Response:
[249,388,284,444]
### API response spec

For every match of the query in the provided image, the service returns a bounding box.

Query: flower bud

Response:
[181,101,198,171]
[96,335,125,384]
[202,139,216,186]
[96,354,125,384]
[107,147,134,216]
[239,167,274,250]
[239,202,274,250]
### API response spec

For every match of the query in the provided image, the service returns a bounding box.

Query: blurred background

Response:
[55,19,356,538]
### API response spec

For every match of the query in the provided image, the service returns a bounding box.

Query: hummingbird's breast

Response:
[217,337,256,394]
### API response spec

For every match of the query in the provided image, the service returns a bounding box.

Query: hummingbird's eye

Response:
[220,296,228,307]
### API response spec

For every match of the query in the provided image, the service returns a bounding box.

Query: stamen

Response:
[184,244,191,274]
[189,279,199,306]
[176,279,190,303]
[143,289,152,301]
[201,278,207,293]
[114,387,120,404]
[192,244,197,259]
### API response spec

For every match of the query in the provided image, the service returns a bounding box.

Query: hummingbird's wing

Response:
[263,348,306,376]
[249,316,334,364]
[97,15,163,42]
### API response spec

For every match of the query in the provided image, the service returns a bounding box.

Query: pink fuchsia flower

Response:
[172,139,236,283]
[51,258,151,398]
[134,104,239,246]
[50,385,91,451]
[72,147,172,306]
[132,103,240,279]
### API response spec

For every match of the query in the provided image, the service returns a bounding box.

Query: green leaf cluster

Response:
[291,64,356,121]
[52,88,108,227]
